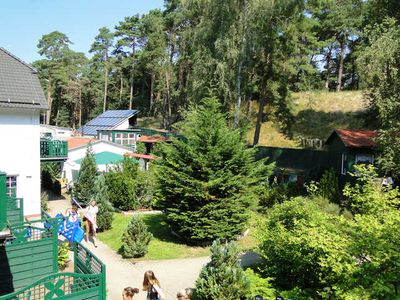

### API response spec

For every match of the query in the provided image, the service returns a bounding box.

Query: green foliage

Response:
[105,156,138,210]
[41,192,48,211]
[258,181,304,209]
[257,167,400,298]
[73,144,98,205]
[257,197,355,298]
[58,242,70,270]
[120,215,152,258]
[94,174,114,232]
[306,169,340,204]
[156,98,272,245]
[343,164,400,215]
[357,18,400,179]
[135,142,146,154]
[195,240,250,300]
[41,162,62,190]
[135,169,156,208]
[244,268,276,299]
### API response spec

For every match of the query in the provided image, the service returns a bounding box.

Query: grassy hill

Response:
[247,90,368,148]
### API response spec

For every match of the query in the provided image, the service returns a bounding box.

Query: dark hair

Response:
[123,287,139,297]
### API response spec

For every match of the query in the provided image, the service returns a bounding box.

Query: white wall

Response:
[40,125,71,140]
[114,119,129,130]
[0,108,41,217]
[63,142,133,183]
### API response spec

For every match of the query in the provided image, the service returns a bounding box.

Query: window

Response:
[342,153,374,175]
[355,154,374,165]
[6,176,17,197]
[115,132,136,146]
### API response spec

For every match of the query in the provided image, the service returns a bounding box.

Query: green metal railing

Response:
[0,240,106,300]
[40,140,68,160]
[0,272,103,300]
[6,197,23,226]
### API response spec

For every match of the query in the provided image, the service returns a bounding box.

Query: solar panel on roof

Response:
[101,110,137,118]
[77,110,139,136]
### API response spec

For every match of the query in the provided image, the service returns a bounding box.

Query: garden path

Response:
[85,239,209,300]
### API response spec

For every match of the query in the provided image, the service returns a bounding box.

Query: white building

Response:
[0,47,48,218]
[63,137,138,183]
[40,124,72,140]
[77,110,141,150]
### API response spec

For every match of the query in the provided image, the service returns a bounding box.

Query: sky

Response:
[0,0,164,63]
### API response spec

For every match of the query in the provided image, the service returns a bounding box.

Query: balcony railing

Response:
[40,139,68,160]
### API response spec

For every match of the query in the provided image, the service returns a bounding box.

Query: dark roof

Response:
[326,129,378,148]
[77,110,139,136]
[0,47,47,109]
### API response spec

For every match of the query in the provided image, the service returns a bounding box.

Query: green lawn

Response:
[98,212,258,260]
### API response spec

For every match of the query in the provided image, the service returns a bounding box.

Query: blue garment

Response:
[55,213,84,243]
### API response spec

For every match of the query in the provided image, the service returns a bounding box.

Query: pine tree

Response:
[94,174,114,232]
[74,144,97,205]
[120,215,153,258]
[155,98,272,245]
[195,240,250,300]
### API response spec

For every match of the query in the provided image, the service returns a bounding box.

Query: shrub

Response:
[58,242,70,270]
[135,169,156,208]
[257,197,355,297]
[195,240,250,300]
[120,215,152,258]
[106,157,138,210]
[244,268,276,299]
[94,174,114,232]
[306,169,341,204]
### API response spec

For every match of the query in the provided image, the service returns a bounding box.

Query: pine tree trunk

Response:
[129,71,134,109]
[103,66,108,112]
[325,47,332,90]
[253,87,266,146]
[150,73,155,114]
[130,44,136,110]
[337,37,346,92]
[79,86,82,128]
[165,69,172,128]
[235,61,243,128]
[46,74,52,125]
[119,73,123,101]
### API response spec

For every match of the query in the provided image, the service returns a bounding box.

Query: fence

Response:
[0,242,106,300]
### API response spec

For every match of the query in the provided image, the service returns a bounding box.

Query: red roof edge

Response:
[125,152,156,160]
[334,129,378,148]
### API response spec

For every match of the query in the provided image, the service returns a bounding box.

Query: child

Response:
[122,287,139,300]
[143,270,165,300]
[85,200,99,247]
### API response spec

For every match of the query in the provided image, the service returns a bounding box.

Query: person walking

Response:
[143,270,165,300]
[84,199,99,247]
[177,288,192,300]
[122,287,139,300]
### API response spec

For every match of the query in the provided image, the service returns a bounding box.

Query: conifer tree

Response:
[155,98,272,245]
[74,144,97,205]
[195,240,250,300]
[120,215,153,258]
[94,174,114,231]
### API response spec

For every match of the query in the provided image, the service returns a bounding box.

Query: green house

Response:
[258,129,378,184]
[324,129,378,176]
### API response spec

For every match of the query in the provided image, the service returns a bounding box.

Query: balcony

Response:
[40,139,68,160]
